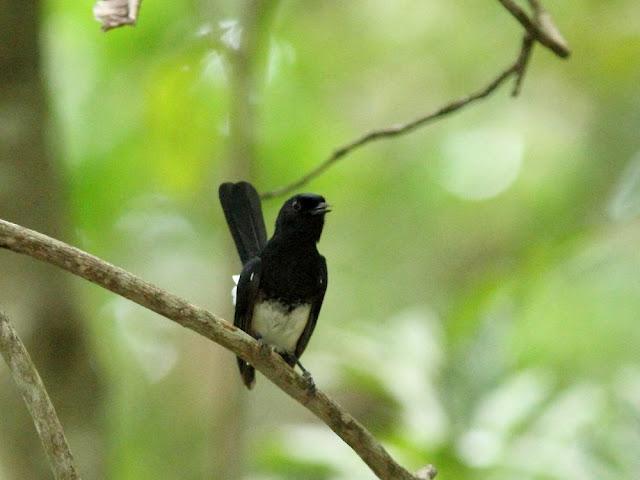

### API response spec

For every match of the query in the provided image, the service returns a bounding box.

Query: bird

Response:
[218,181,330,389]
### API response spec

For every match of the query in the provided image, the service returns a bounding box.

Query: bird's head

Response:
[274,193,331,242]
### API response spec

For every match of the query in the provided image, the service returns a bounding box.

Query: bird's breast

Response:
[251,300,310,354]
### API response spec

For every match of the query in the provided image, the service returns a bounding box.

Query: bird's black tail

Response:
[219,181,265,389]
[218,181,267,264]
[237,357,256,389]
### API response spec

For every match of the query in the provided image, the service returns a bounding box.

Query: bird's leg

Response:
[280,353,316,394]
[295,358,316,394]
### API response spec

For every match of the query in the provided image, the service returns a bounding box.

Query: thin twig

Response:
[496,0,570,57]
[511,35,535,96]
[0,312,81,480]
[261,38,535,200]
[260,0,569,199]
[0,219,436,480]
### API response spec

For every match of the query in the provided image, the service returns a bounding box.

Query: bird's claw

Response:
[302,370,316,395]
[256,338,273,358]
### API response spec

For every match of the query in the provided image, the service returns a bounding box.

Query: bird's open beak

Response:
[311,202,331,215]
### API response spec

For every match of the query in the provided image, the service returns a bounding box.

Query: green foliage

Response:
[37,0,640,478]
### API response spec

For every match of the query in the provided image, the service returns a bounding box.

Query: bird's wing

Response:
[295,255,327,359]
[219,182,268,265]
[234,256,262,388]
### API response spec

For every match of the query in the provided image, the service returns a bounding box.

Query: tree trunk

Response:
[0,1,103,478]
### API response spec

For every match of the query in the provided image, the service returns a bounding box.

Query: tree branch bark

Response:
[0,218,436,480]
[0,312,81,480]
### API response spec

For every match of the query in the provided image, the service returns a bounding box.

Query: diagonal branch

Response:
[0,218,436,480]
[0,312,82,480]
[261,37,535,200]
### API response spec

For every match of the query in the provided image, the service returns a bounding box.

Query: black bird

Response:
[219,181,329,389]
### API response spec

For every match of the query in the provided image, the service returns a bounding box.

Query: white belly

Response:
[252,301,311,354]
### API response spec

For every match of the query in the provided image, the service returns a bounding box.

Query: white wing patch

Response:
[231,274,240,306]
[252,300,311,354]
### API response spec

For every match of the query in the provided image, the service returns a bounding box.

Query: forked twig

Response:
[261,0,569,199]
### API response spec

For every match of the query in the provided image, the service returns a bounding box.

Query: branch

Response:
[0,312,81,480]
[261,36,535,200]
[497,0,570,58]
[0,219,436,480]
[93,0,142,31]
[260,0,568,199]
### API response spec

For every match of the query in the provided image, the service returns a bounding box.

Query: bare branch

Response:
[261,38,536,200]
[511,34,535,97]
[0,219,436,480]
[260,0,569,199]
[496,0,570,57]
[0,312,81,480]
[93,0,142,32]
[526,0,570,57]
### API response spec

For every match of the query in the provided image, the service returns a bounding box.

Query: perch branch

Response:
[0,219,435,480]
[0,312,81,480]
[261,36,535,199]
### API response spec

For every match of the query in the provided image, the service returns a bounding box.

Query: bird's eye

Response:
[292,201,301,211]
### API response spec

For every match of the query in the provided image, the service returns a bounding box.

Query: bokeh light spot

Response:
[439,128,524,200]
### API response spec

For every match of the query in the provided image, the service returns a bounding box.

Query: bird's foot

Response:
[256,337,273,358]
[302,370,316,395]
[296,359,316,395]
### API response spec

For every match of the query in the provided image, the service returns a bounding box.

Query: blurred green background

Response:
[1,0,640,479]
